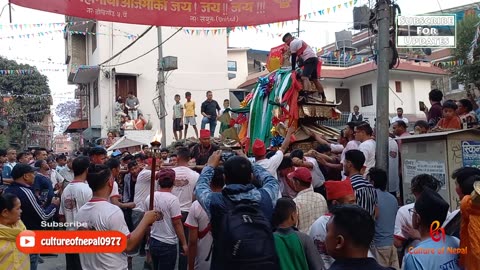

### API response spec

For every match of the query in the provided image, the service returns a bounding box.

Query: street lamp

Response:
[149,130,162,210]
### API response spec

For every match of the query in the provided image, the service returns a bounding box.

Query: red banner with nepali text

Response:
[10,0,300,27]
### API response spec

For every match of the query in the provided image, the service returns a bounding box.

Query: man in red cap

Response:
[308,180,356,269]
[190,129,219,166]
[254,125,295,180]
[289,167,327,233]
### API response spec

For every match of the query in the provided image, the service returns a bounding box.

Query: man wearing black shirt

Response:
[191,129,219,166]
[325,205,394,270]
[200,91,221,137]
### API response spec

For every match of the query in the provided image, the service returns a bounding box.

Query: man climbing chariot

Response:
[282,33,327,102]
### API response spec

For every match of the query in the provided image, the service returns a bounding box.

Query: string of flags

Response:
[3,56,66,66]
[0,69,67,75]
[433,59,466,68]
[0,21,91,31]
[178,0,359,36]
[0,29,138,40]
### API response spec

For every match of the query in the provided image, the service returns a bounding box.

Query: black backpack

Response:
[215,199,278,270]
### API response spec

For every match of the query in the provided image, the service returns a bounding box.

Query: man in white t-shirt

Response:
[388,137,400,196]
[290,149,325,194]
[354,122,376,177]
[106,158,136,209]
[393,174,442,265]
[309,180,356,269]
[59,156,92,270]
[253,125,295,180]
[76,164,159,270]
[185,167,224,270]
[172,147,199,270]
[283,32,326,101]
[59,157,74,186]
[390,107,409,125]
[144,169,188,270]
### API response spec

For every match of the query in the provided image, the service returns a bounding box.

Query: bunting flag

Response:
[177,0,359,36]
[0,20,92,30]
[0,69,67,75]
[433,59,466,68]
[0,29,138,40]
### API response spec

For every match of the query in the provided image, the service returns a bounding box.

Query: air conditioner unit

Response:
[353,6,371,30]
[335,30,353,49]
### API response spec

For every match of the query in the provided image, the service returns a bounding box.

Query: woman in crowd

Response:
[0,193,30,269]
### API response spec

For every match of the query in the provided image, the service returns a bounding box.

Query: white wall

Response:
[227,50,249,89]
[323,71,435,116]
[88,23,229,144]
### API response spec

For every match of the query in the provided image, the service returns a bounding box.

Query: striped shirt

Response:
[349,174,378,217]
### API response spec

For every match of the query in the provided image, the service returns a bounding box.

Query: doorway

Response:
[115,75,137,100]
[335,88,351,113]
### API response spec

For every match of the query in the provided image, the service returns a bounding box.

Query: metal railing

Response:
[316,112,378,129]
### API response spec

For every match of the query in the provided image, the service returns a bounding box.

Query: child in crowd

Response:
[184,92,199,139]
[433,100,461,131]
[173,94,184,141]
[272,197,324,270]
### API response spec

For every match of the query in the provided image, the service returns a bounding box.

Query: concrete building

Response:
[65,19,230,144]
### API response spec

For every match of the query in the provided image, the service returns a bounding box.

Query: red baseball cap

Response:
[252,139,266,156]
[156,168,176,181]
[287,167,312,184]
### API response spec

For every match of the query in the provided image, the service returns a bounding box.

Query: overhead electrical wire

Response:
[101,27,184,68]
[98,26,154,66]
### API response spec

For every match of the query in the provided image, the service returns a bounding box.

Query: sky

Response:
[0,0,477,134]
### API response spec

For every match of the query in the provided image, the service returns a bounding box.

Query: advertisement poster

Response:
[11,0,300,27]
[462,141,480,169]
[404,159,447,190]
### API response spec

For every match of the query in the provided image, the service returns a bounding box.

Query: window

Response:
[91,23,97,53]
[395,81,402,93]
[360,84,373,107]
[93,79,99,108]
[228,60,237,71]
[228,73,236,80]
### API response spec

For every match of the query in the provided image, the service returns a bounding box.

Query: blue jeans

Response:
[150,238,177,270]
[30,254,39,270]
[201,117,217,137]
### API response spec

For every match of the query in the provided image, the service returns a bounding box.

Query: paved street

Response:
[38,255,147,270]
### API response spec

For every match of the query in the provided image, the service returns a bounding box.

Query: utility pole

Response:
[375,0,390,172]
[157,26,166,147]
[8,1,11,23]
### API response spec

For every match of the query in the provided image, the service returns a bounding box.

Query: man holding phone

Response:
[420,89,443,128]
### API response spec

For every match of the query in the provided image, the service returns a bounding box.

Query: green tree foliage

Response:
[451,15,480,84]
[0,57,52,146]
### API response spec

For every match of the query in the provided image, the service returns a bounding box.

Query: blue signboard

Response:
[462,141,480,169]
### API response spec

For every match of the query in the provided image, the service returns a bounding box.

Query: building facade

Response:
[65,19,230,144]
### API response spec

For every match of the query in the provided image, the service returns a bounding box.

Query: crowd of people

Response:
[1,118,479,270]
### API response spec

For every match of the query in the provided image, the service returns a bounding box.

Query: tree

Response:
[451,15,480,85]
[0,57,52,148]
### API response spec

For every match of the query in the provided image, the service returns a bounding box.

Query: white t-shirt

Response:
[50,170,64,186]
[109,181,121,203]
[394,203,415,242]
[341,140,360,179]
[59,167,75,183]
[185,201,212,270]
[391,116,409,124]
[359,139,376,176]
[76,199,130,270]
[145,192,182,245]
[305,157,325,188]
[309,214,375,268]
[59,180,93,230]
[309,215,335,269]
[388,138,400,193]
[255,150,284,179]
[133,169,152,212]
[172,166,199,212]
[289,39,317,61]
